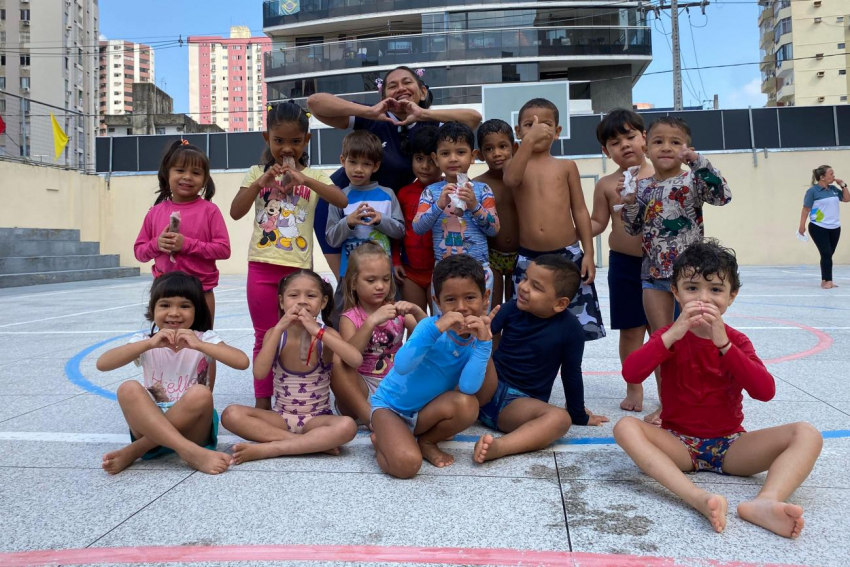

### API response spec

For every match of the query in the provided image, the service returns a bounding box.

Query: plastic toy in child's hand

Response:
[450,173,470,212]
[613,166,640,212]
[168,211,181,263]
[279,156,296,189]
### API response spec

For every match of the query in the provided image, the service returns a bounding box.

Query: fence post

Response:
[748,106,758,168]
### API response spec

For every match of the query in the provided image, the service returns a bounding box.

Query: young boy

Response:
[590,109,655,414]
[392,125,442,313]
[615,240,822,538]
[475,119,519,307]
[326,130,405,277]
[370,254,495,479]
[473,255,608,464]
[621,116,732,424]
[503,98,605,341]
[412,122,500,307]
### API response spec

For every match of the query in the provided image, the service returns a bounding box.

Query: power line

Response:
[686,9,709,106]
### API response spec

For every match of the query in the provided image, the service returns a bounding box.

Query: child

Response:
[370,255,495,479]
[475,119,519,307]
[503,98,605,341]
[135,140,231,390]
[589,109,655,413]
[474,255,608,464]
[326,130,406,279]
[412,122,500,307]
[229,101,348,410]
[97,272,249,475]
[220,270,362,463]
[392,125,442,312]
[615,241,822,538]
[332,243,428,426]
[620,116,732,424]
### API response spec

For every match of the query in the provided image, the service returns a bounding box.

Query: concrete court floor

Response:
[0,265,848,567]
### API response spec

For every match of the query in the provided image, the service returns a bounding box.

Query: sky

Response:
[99,0,766,115]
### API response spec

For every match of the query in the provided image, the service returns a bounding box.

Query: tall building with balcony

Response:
[188,26,272,133]
[0,0,99,170]
[759,0,850,107]
[98,40,155,134]
[261,1,652,115]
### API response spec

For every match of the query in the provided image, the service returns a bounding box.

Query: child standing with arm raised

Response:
[229,102,348,410]
[475,119,519,307]
[620,116,732,424]
[503,98,605,341]
[614,241,822,538]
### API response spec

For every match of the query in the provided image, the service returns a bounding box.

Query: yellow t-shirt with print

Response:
[241,165,333,269]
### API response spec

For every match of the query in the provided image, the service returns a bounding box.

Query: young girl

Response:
[221,270,362,463]
[134,140,230,322]
[229,102,348,411]
[333,243,427,426]
[97,271,249,475]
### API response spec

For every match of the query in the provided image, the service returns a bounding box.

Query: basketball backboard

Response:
[481,81,570,139]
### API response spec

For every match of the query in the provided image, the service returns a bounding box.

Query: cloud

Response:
[726,78,767,109]
[99,34,108,41]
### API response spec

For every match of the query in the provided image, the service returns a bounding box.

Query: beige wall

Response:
[2,148,849,273]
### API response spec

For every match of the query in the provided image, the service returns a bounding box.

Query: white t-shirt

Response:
[128,330,222,403]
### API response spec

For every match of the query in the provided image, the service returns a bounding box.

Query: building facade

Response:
[188,26,272,133]
[102,83,223,137]
[759,0,850,107]
[0,0,99,170]
[261,0,652,114]
[98,39,154,133]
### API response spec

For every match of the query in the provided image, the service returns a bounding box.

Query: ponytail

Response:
[812,165,831,185]
[156,140,215,205]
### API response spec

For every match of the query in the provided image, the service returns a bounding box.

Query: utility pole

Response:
[641,0,709,111]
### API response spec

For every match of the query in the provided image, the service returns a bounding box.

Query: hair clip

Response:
[414,68,425,77]
[375,78,383,90]
[180,139,189,146]
[305,111,312,119]
[266,104,273,112]
[321,276,331,285]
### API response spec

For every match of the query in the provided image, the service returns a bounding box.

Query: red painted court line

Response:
[583,315,834,376]
[0,545,804,567]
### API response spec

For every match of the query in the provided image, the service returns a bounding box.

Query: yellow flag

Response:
[50,113,69,160]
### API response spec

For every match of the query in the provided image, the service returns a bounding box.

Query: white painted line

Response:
[0,282,146,302]
[0,303,148,329]
[0,431,620,453]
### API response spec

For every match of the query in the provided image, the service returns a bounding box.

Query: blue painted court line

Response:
[64,332,136,401]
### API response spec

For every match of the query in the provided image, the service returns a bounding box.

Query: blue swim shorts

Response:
[478,378,532,431]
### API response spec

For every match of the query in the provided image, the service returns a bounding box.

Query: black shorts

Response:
[608,250,648,330]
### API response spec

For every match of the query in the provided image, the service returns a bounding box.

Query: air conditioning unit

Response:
[813,0,822,6]
[817,71,825,77]
[22,20,30,26]
[816,53,824,59]
[22,86,30,92]
[818,96,825,102]
[814,17,822,23]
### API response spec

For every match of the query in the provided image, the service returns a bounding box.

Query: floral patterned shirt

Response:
[621,154,731,281]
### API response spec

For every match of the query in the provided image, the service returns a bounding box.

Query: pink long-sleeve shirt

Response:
[134,198,231,291]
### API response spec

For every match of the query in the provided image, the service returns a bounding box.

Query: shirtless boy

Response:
[475,119,519,307]
[590,109,655,413]
[503,98,605,341]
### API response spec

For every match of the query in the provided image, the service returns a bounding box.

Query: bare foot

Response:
[473,434,494,464]
[643,406,662,426]
[695,493,728,533]
[323,446,341,456]
[232,442,270,465]
[620,384,644,412]
[101,448,139,475]
[419,440,454,468]
[738,498,805,538]
[180,446,232,474]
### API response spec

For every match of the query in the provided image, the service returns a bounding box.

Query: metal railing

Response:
[265,26,651,78]
[0,90,92,172]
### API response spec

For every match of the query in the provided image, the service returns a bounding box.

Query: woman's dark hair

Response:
[476,119,514,150]
[263,100,311,169]
[432,254,486,298]
[277,269,335,328]
[812,164,831,185]
[155,141,215,205]
[146,271,212,333]
[410,124,439,156]
[671,239,741,293]
[380,66,433,109]
[596,108,646,146]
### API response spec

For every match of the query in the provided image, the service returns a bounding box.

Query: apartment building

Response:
[0,0,99,169]
[188,26,271,132]
[98,39,154,133]
[261,0,652,113]
[760,0,850,106]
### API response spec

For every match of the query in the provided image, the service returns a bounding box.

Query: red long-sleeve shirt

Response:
[622,325,775,438]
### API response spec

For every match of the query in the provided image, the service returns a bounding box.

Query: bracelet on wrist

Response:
[717,339,731,353]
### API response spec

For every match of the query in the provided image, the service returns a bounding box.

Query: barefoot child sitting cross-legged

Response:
[370,254,497,479]
[97,271,250,475]
[474,255,608,464]
[614,240,823,538]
